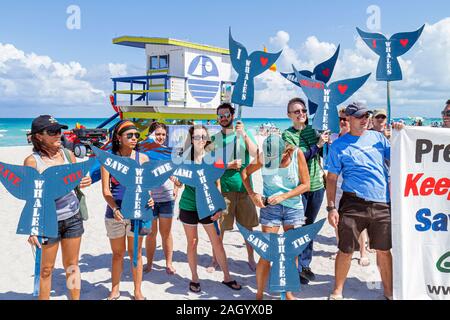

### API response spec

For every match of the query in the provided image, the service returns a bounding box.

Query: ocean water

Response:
[0,117,442,147]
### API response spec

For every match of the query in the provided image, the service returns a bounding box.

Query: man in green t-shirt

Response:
[209,103,259,271]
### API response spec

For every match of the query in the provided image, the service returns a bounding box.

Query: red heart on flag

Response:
[338,84,348,94]
[322,68,330,78]
[400,39,409,47]
[260,57,268,66]
[372,40,377,48]
[214,159,225,169]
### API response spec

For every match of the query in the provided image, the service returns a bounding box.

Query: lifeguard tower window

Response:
[150,55,169,70]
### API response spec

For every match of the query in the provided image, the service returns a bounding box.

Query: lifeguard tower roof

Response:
[113,36,229,55]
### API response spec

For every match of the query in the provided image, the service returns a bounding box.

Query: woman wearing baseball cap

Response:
[25,115,92,300]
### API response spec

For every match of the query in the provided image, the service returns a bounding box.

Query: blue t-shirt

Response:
[325,130,390,203]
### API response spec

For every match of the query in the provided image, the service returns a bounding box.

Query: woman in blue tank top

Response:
[101,120,153,300]
[241,134,310,300]
[25,115,92,300]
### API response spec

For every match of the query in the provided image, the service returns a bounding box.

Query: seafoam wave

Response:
[0,130,8,133]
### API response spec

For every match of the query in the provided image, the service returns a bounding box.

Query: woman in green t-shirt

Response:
[178,125,242,293]
[282,97,329,285]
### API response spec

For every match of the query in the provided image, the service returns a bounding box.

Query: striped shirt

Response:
[282,125,324,192]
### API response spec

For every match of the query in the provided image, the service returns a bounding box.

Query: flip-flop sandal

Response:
[222,280,242,291]
[189,281,201,293]
[328,293,344,300]
[107,294,121,300]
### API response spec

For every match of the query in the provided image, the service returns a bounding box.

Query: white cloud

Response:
[255,18,450,118]
[0,43,127,107]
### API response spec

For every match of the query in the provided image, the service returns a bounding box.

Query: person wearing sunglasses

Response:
[208,103,259,272]
[442,100,450,128]
[101,120,153,300]
[25,115,92,300]
[371,109,391,139]
[328,107,371,267]
[143,122,180,275]
[241,134,310,300]
[325,102,393,300]
[282,97,329,285]
[178,125,242,293]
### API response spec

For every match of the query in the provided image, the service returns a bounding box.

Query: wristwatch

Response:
[326,206,336,212]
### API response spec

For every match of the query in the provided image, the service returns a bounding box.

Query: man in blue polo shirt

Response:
[325,102,392,300]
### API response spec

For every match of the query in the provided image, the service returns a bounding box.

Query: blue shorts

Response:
[44,212,84,245]
[153,201,175,219]
[260,204,305,227]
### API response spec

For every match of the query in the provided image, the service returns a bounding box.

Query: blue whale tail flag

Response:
[237,219,326,293]
[0,158,95,239]
[281,45,340,116]
[229,28,282,107]
[356,25,424,81]
[293,65,371,133]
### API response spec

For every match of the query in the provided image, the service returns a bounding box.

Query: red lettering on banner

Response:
[63,170,83,185]
[404,173,450,200]
[0,164,21,186]
[299,79,324,89]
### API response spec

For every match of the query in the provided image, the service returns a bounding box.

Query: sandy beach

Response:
[0,145,386,300]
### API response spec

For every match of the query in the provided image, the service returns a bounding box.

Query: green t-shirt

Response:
[179,185,197,212]
[211,129,256,193]
[282,125,324,192]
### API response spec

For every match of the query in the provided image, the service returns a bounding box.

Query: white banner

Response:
[392,127,450,300]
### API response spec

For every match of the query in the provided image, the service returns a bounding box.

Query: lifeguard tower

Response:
[111,36,233,123]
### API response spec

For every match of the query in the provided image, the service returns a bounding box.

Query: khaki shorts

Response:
[105,218,133,239]
[220,192,259,231]
[338,192,392,254]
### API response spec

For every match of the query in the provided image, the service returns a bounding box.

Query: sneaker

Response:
[300,267,316,282]
[299,273,309,285]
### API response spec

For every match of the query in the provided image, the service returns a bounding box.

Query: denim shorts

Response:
[260,204,305,227]
[44,212,84,245]
[153,201,175,219]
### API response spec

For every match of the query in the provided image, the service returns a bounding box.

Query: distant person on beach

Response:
[209,103,259,272]
[328,108,371,267]
[178,125,242,293]
[241,134,310,300]
[282,97,329,285]
[144,122,181,275]
[101,120,152,300]
[371,109,391,139]
[442,100,450,128]
[26,115,92,300]
[326,102,393,300]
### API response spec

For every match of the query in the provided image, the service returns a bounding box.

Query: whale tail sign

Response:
[229,28,282,107]
[356,25,424,81]
[281,45,340,116]
[293,66,371,133]
[237,219,325,293]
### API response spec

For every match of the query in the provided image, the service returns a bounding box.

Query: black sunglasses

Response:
[289,109,308,115]
[375,115,387,120]
[339,117,348,122]
[125,132,140,139]
[217,112,232,119]
[43,128,62,136]
[355,114,371,119]
[442,110,450,117]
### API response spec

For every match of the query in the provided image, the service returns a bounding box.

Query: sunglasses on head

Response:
[442,110,450,117]
[289,109,308,115]
[217,112,232,119]
[43,128,62,136]
[192,135,208,141]
[125,132,140,139]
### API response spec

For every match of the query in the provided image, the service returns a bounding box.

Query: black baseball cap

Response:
[31,115,68,134]
[345,102,372,118]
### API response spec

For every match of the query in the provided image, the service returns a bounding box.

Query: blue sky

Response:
[0,0,449,118]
